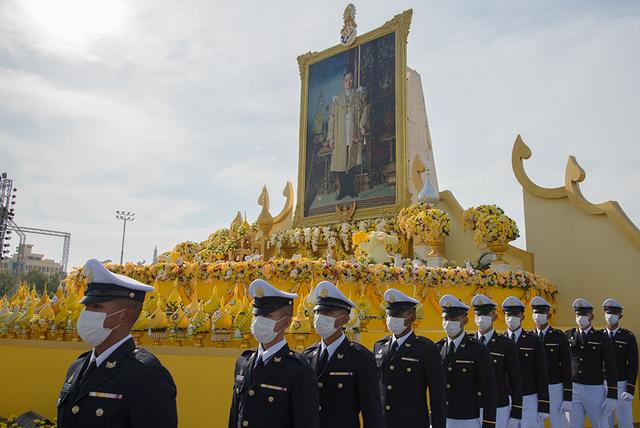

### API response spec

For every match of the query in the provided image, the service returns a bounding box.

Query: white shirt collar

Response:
[606,326,620,336]
[580,326,592,335]
[537,325,550,336]
[478,329,494,342]
[447,333,465,349]
[321,334,346,359]
[257,339,287,365]
[393,330,413,347]
[91,335,133,367]
[508,327,523,342]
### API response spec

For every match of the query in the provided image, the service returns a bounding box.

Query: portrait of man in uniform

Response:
[302,32,397,218]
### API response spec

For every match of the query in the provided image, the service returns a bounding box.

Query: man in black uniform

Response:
[501,296,549,428]
[470,294,522,428]
[601,298,637,428]
[530,296,572,428]
[373,288,446,428]
[228,279,319,428]
[56,258,177,428]
[565,298,617,428]
[303,280,383,428]
[436,294,497,428]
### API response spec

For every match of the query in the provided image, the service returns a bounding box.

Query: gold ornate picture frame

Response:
[294,9,413,228]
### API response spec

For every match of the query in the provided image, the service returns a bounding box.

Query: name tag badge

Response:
[400,357,419,362]
[490,352,504,357]
[455,360,474,364]
[329,372,353,376]
[587,341,601,345]
[61,383,72,393]
[615,341,628,345]
[520,347,534,351]
[259,384,287,392]
[89,392,123,400]
[545,343,559,346]
[236,375,245,381]
[375,354,383,359]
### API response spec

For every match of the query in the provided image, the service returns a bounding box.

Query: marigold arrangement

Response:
[463,204,520,247]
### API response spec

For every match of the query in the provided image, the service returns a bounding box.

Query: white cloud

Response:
[0,0,638,267]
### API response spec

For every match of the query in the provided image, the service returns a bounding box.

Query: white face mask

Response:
[532,313,548,326]
[442,319,462,337]
[604,313,619,326]
[314,313,340,339]
[506,316,522,330]
[576,315,591,329]
[251,316,282,344]
[474,315,492,331]
[386,316,408,336]
[77,308,125,346]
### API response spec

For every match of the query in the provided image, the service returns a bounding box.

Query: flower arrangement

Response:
[463,205,519,247]
[404,208,450,242]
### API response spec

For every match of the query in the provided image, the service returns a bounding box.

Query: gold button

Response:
[319,405,322,411]
[406,368,412,373]
[387,385,392,390]
[579,358,583,361]
[448,367,452,372]
[478,391,482,396]
[385,405,391,410]
[248,389,255,396]
[242,421,249,427]
[579,370,582,374]
[462,368,467,372]
[446,401,449,405]
[71,405,80,414]
[551,349,554,352]
[318,382,323,388]
[96,408,104,417]
[446,384,451,389]
[493,359,497,363]
[337,383,343,389]
[389,365,394,370]
[525,353,529,357]
[268,396,274,403]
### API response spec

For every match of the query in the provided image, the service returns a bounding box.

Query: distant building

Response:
[0,244,63,274]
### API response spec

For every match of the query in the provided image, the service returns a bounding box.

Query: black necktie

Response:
[79,360,97,387]
[317,349,328,375]
[539,330,544,340]
[253,355,265,378]
[480,335,486,344]
[389,340,399,358]
[609,331,615,340]
[446,342,456,364]
[511,333,517,344]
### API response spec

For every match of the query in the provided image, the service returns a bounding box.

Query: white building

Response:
[0,244,63,274]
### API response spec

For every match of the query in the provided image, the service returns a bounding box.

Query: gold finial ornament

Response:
[341,4,357,46]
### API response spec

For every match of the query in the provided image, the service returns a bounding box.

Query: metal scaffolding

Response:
[6,224,72,273]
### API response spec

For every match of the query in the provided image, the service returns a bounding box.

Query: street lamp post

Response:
[115,211,135,265]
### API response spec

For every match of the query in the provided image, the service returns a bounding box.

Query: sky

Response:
[0,0,638,271]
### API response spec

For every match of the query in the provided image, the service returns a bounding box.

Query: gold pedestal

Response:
[487,241,509,265]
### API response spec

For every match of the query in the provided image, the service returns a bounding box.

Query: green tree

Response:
[0,270,18,296]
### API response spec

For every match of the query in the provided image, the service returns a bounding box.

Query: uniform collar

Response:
[537,325,550,336]
[91,334,133,367]
[508,327,522,342]
[606,326,620,336]
[447,332,465,349]
[257,339,287,365]
[478,329,494,342]
[392,330,413,347]
[580,326,592,335]
[321,334,346,359]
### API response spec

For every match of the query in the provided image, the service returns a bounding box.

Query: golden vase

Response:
[425,236,444,258]
[487,241,509,265]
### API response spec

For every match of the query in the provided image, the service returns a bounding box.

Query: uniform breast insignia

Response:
[274,356,282,363]
[105,361,117,369]
[329,372,353,376]
[259,384,287,392]
[337,353,344,359]
[400,357,419,362]
[236,375,245,381]
[89,391,124,400]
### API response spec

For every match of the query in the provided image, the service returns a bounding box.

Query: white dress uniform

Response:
[602,298,637,428]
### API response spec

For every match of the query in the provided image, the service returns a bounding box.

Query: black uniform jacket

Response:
[502,329,549,413]
[436,334,497,428]
[539,327,573,401]
[303,337,384,428]
[604,327,638,395]
[474,331,523,419]
[228,343,319,428]
[565,327,617,399]
[56,337,177,428]
[373,332,446,428]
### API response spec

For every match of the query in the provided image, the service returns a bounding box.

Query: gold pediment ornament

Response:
[512,135,640,249]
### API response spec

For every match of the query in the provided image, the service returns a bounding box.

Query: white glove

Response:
[601,398,617,416]
[621,392,633,401]
[537,412,549,423]
[506,417,520,428]
[560,400,572,413]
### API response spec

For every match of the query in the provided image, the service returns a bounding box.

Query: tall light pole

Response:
[115,211,135,265]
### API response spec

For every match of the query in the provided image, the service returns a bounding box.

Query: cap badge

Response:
[388,295,396,303]
[255,286,264,298]
[445,300,451,307]
[84,267,94,284]
[106,361,117,369]
[320,288,329,298]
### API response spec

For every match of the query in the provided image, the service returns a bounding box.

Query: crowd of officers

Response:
[229,280,638,428]
[53,259,637,428]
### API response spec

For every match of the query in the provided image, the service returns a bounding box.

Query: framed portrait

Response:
[294,10,412,227]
